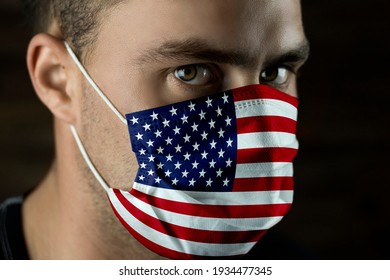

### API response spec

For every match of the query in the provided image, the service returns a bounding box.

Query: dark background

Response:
[0,0,389,259]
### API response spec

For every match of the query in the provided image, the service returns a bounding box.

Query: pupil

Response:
[263,68,278,81]
[184,68,193,75]
[181,66,197,81]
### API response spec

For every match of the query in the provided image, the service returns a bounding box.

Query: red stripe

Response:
[232,84,298,108]
[233,176,294,192]
[236,116,296,134]
[237,147,298,163]
[114,190,266,245]
[130,188,291,218]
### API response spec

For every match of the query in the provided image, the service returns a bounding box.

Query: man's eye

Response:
[260,66,290,86]
[174,64,214,85]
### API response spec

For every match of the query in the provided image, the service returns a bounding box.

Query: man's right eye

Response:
[174,64,216,86]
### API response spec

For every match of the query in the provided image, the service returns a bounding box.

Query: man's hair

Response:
[21,0,125,60]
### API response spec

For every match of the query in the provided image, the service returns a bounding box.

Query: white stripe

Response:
[235,98,297,121]
[238,132,298,149]
[133,182,293,205]
[64,42,127,124]
[122,190,284,231]
[108,189,257,257]
[236,162,293,178]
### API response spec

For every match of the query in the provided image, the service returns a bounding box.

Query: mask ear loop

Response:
[65,41,125,193]
[70,125,110,193]
[64,41,127,125]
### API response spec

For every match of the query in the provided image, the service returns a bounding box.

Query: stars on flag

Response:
[146,139,154,147]
[209,119,216,129]
[130,116,139,124]
[154,130,162,138]
[225,116,232,126]
[192,142,200,151]
[143,123,151,131]
[218,149,225,158]
[181,114,189,124]
[199,110,206,120]
[189,178,196,186]
[165,137,173,145]
[209,140,217,149]
[206,97,213,107]
[150,112,158,120]
[156,146,164,154]
[183,152,191,161]
[226,138,233,147]
[191,123,199,132]
[192,160,199,169]
[136,133,143,140]
[174,144,182,153]
[128,90,236,191]
[163,119,170,127]
[222,93,229,103]
[173,126,181,135]
[183,134,191,143]
[188,102,196,111]
[172,178,179,185]
[174,161,182,169]
[169,106,178,116]
[182,170,189,178]
[216,106,223,116]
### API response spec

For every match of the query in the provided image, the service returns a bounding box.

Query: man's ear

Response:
[27,33,78,124]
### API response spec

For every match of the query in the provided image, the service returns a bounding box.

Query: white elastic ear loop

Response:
[64,41,127,125]
[70,125,110,193]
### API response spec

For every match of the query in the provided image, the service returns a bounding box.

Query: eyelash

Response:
[174,64,220,85]
[260,64,295,88]
[171,63,296,92]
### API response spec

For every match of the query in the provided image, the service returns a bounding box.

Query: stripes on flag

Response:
[110,192,263,259]
[109,84,298,259]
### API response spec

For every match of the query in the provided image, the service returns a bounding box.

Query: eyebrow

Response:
[264,40,310,68]
[135,38,310,68]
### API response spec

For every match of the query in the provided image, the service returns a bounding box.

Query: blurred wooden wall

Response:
[0,0,389,259]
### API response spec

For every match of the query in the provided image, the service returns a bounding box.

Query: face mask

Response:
[65,42,298,259]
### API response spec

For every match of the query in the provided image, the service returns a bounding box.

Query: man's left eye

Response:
[174,64,215,85]
[260,66,290,86]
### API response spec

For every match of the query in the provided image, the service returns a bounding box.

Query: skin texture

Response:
[23,0,308,259]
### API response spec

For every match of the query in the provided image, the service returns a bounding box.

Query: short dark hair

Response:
[21,0,125,60]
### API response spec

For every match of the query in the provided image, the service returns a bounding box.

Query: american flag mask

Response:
[65,42,298,259]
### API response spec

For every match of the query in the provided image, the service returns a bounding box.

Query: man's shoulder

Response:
[0,196,29,260]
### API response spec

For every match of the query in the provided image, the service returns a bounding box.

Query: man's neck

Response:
[23,162,165,260]
[22,122,165,259]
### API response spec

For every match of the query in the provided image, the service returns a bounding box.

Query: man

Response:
[0,0,309,259]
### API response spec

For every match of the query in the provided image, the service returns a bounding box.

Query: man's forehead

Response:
[96,0,305,65]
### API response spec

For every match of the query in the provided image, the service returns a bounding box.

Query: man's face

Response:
[77,0,308,192]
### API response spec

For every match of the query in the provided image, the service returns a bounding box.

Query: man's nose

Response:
[222,68,260,90]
